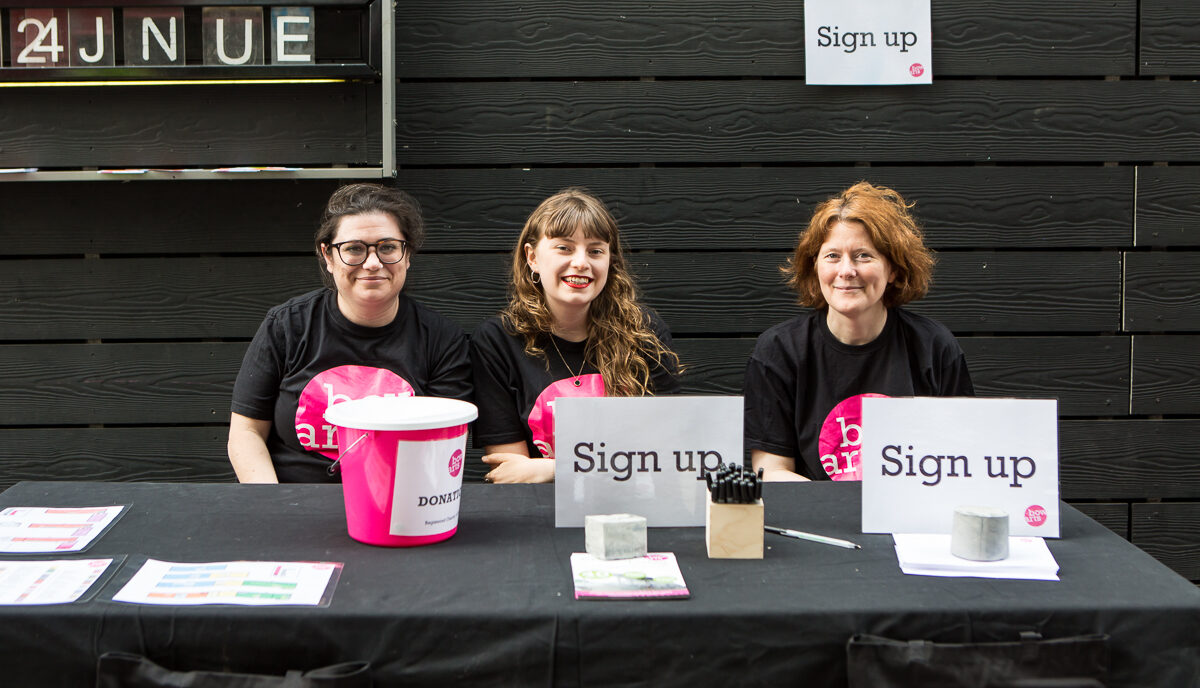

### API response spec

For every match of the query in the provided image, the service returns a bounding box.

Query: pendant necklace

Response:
[549,334,586,387]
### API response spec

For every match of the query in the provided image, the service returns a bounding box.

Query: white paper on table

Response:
[893,533,1060,581]
[0,506,126,553]
[0,559,114,605]
[112,559,343,606]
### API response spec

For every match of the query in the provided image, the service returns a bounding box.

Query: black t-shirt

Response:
[743,307,973,480]
[470,309,681,459]
[231,288,473,483]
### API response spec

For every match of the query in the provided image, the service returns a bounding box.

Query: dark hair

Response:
[314,183,424,288]
[784,181,934,308]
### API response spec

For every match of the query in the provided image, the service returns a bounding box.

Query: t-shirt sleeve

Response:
[646,309,682,395]
[743,336,804,465]
[230,312,285,421]
[941,348,975,397]
[469,320,530,449]
[422,319,474,404]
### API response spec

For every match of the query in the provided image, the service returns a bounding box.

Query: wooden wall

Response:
[1,1,1198,582]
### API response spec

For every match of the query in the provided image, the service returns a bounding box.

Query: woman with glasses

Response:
[470,187,681,483]
[744,181,973,482]
[228,183,472,483]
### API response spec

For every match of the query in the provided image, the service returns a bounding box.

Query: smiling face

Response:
[524,227,611,321]
[322,211,410,315]
[816,220,895,329]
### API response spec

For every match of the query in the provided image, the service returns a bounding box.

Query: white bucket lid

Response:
[323,396,478,431]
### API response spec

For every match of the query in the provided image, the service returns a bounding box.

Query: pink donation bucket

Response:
[323,396,478,547]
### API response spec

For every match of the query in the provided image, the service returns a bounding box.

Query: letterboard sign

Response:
[4,5,325,72]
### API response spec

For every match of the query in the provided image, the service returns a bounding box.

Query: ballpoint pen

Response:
[764,525,861,550]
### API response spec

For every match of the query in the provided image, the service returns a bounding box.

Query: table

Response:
[0,481,1197,687]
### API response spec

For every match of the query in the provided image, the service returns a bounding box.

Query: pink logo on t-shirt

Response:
[528,374,604,459]
[817,393,889,481]
[295,365,415,459]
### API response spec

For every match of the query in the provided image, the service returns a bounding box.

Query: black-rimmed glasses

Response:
[329,239,408,266]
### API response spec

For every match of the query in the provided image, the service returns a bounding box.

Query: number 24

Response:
[17,17,65,65]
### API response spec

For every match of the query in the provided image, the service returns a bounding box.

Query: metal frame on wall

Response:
[0,0,395,181]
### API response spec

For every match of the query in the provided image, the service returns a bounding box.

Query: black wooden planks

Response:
[0,343,244,425]
[399,166,1133,251]
[1070,503,1129,540]
[1124,253,1200,332]
[1060,420,1200,500]
[1136,166,1200,247]
[1139,0,1200,75]
[0,337,1132,425]
[396,81,1200,165]
[0,180,341,255]
[958,337,1129,416]
[1131,503,1200,580]
[395,0,1135,78]
[0,252,1119,340]
[0,168,1133,255]
[1132,336,1200,415]
[0,428,233,490]
[0,85,379,169]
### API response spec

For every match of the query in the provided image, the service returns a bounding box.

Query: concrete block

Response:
[585,513,647,560]
[951,505,1010,561]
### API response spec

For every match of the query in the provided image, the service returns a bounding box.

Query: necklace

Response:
[549,335,586,387]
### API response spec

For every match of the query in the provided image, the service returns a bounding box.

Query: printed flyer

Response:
[0,559,114,605]
[570,552,689,600]
[0,506,126,553]
[113,559,343,606]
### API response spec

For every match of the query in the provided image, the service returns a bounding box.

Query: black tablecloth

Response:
[0,481,1197,687]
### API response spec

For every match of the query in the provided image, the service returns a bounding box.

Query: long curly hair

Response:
[784,181,935,308]
[501,188,679,396]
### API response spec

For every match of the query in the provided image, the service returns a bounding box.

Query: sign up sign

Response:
[860,397,1060,537]
[5,6,315,69]
[804,0,933,85]
[554,396,743,527]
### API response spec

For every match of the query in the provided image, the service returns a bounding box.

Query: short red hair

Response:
[784,181,934,308]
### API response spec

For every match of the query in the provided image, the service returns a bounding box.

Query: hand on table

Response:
[482,453,556,484]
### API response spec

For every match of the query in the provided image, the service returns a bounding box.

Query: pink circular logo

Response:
[528,374,605,459]
[295,365,415,459]
[909,63,925,77]
[817,393,888,481]
[1024,505,1047,527]
[448,449,463,478]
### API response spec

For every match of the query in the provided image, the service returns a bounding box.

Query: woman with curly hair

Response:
[744,181,973,482]
[470,188,681,483]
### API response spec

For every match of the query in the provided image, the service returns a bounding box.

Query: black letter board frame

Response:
[0,0,394,180]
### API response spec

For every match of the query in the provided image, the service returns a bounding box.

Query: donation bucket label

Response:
[390,435,465,536]
[860,397,1060,537]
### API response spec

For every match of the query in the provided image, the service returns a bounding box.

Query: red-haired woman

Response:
[745,182,973,482]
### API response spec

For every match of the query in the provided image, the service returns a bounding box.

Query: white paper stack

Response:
[893,534,1060,581]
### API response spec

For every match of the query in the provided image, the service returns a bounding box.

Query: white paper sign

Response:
[861,397,1059,537]
[805,0,933,85]
[555,396,743,527]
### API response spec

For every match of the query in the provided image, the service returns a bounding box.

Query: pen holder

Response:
[705,498,764,559]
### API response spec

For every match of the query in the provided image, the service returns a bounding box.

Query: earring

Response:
[530,268,541,284]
